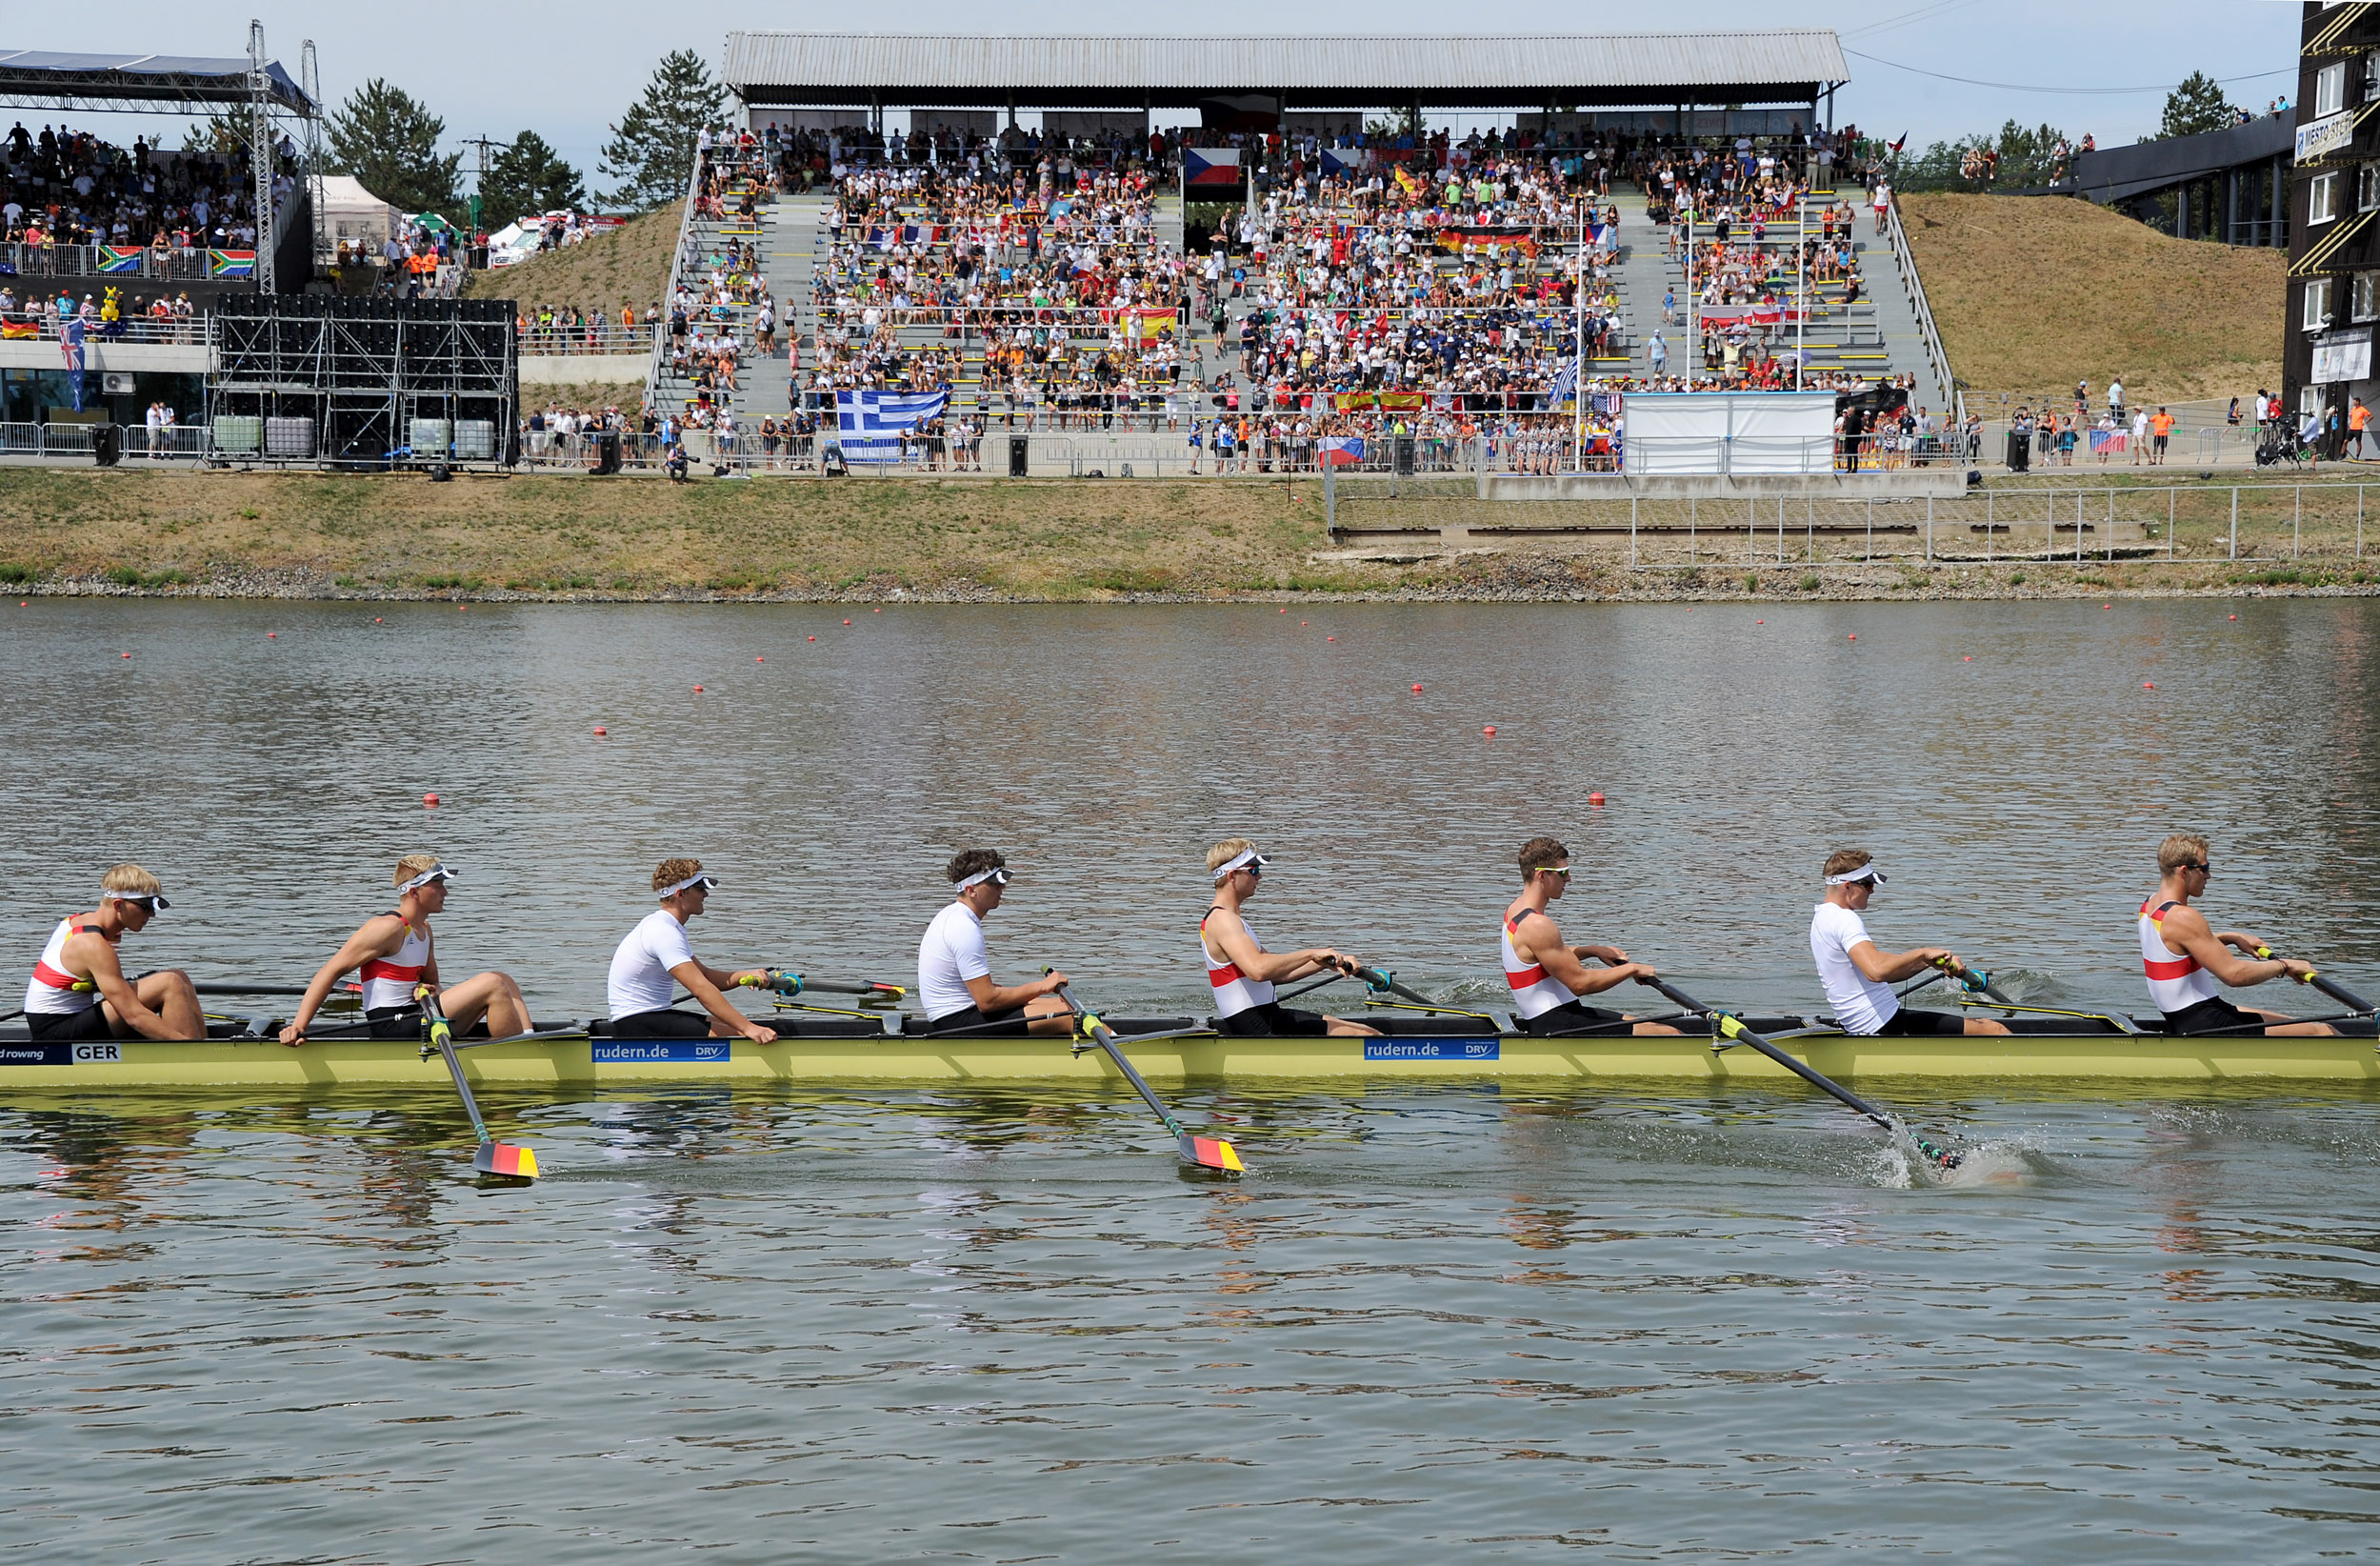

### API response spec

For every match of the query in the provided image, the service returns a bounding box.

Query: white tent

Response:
[320,174,400,251]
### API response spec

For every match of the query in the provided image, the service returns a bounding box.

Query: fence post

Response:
[1630,493,1639,570]
[2107,488,2113,564]
[1801,496,1810,564]
[2169,488,2175,559]
[1690,494,1697,564]
[2230,488,2238,560]
[2361,485,2366,561]
[2294,484,2302,560]
[1987,489,1993,564]
[1324,459,1335,540]
[1748,497,1755,568]
[1926,494,1933,563]
[1866,494,1873,563]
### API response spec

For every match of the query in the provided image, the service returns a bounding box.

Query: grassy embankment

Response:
[459,205,681,411]
[4,466,2378,600]
[1900,193,2283,407]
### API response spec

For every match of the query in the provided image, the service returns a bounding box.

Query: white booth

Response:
[1623,391,1835,476]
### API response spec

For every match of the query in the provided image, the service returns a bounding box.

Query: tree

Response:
[2159,71,2236,140]
[599,50,727,210]
[480,131,587,230]
[327,78,460,216]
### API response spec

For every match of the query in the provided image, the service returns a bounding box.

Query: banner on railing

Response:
[96,248,144,274]
[1432,226,1539,257]
[834,387,948,463]
[209,250,255,278]
[1318,434,1366,467]
[1332,391,1428,413]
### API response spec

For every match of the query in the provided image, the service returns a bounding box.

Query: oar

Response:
[2251,945,2378,1015]
[1050,976,1241,1174]
[754,970,908,1004]
[1635,974,1964,1170]
[1346,964,1443,1009]
[415,986,538,1180]
[191,982,316,997]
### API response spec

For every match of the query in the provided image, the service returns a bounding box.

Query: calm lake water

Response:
[3,597,2377,1560]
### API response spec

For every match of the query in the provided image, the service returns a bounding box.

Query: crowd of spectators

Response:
[0,120,290,262]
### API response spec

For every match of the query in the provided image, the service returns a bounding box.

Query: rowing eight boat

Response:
[3,1005,2373,1090]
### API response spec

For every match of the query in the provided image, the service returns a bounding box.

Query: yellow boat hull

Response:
[2,1029,2375,1091]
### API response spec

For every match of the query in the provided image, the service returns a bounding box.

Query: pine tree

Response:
[2159,71,2236,140]
[599,50,727,210]
[480,132,587,230]
[327,78,461,215]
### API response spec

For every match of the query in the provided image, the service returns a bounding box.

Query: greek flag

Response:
[834,388,948,464]
[1545,353,1580,411]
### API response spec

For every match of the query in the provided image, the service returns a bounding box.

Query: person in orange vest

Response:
[2350,397,2371,461]
[2149,406,2176,466]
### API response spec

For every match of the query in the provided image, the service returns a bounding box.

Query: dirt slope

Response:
[1901,193,2284,405]
[460,204,680,319]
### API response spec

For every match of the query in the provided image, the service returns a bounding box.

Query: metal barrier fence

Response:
[516,324,654,355]
[0,240,226,283]
[0,314,206,346]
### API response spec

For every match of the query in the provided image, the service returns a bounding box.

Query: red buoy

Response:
[1963,655,1972,661]
[592,727,607,736]
[872,608,881,613]
[2229,613,2238,621]
[1327,635,1336,642]
[423,792,439,807]
[1756,619,1765,625]
[692,685,703,693]
[1848,633,1856,641]
[266,632,276,638]
[373,616,383,623]
[2143,681,2154,690]
[121,651,130,658]
[1411,684,1423,693]
[808,635,817,641]
[843,619,852,626]
[755,655,765,662]
[1589,792,1606,807]
[1483,725,1497,736]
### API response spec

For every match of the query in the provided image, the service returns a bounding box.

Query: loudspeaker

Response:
[593,432,622,475]
[1009,435,1029,477]
[92,425,121,468]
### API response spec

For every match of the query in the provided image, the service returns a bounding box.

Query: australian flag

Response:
[835,388,949,463]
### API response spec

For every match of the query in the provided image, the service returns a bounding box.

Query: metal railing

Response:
[0,422,210,459]
[0,239,253,283]
[515,323,656,355]
[1882,197,1961,423]
[0,314,208,345]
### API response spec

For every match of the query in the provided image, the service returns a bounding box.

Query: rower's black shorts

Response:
[26,1006,115,1042]
[2163,995,2264,1035]
[1213,1002,1330,1036]
[610,1009,715,1038]
[1869,1007,1967,1036]
[925,1005,1028,1034]
[1519,1001,1631,1036]
[366,1005,423,1040]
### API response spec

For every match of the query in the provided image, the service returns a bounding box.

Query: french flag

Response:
[1318,434,1365,467]
[1184,148,1242,188]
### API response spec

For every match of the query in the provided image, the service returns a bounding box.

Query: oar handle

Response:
[1932,956,2017,1007]
[753,970,908,999]
[2253,947,2376,1014]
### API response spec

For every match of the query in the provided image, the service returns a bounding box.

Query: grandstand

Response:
[650,30,1961,473]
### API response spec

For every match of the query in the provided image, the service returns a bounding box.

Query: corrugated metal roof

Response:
[722,31,1848,105]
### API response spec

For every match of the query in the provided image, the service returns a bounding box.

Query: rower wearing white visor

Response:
[21,863,202,1042]
[1499,836,1678,1035]
[605,857,779,1042]
[1199,839,1379,1036]
[2135,833,2333,1036]
[917,849,1072,1035]
[1810,850,2008,1036]
[282,854,534,1044]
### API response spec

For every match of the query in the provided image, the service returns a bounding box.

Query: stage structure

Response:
[0,30,323,291]
[205,297,518,469]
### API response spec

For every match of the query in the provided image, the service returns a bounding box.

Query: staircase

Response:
[642,160,775,434]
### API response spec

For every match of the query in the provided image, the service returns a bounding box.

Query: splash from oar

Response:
[1637,975,1964,1170]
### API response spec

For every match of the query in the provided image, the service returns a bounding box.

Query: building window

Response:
[2363,164,2380,212]
[2357,272,2380,323]
[2311,171,2343,225]
[2366,51,2380,103]
[2306,277,2335,332]
[2319,61,2349,118]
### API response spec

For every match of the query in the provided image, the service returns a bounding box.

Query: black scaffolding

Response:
[205,296,518,469]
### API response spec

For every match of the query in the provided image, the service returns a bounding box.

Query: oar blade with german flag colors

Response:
[1050,976,1242,1174]
[417,986,540,1183]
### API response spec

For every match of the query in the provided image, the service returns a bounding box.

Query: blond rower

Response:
[22,864,202,1041]
[281,855,532,1044]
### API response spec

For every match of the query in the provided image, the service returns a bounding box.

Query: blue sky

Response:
[8,2,2303,185]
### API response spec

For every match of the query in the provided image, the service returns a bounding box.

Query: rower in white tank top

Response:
[25,916,111,1014]
[358,915,430,1012]
[1499,910,1580,1020]
[2137,898,2220,1014]
[1201,908,1277,1017]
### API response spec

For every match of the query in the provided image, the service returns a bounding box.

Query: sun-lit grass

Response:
[1902,193,2283,406]
[459,204,680,320]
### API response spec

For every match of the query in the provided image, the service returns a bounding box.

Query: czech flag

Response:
[1318,434,1365,467]
[1184,148,1242,189]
